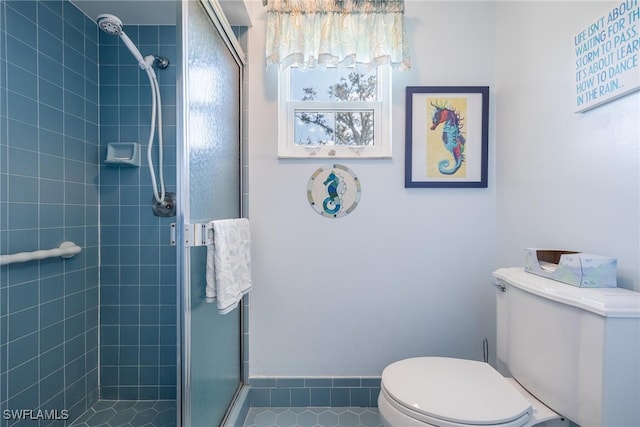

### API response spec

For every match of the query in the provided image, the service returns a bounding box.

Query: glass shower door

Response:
[177,1,244,425]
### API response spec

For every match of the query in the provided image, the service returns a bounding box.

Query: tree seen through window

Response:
[294,70,376,146]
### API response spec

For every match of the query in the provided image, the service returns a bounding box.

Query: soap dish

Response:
[105,142,140,167]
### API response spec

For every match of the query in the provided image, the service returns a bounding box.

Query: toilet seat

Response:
[380,357,532,427]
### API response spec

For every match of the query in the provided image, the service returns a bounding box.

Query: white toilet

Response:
[378,267,640,427]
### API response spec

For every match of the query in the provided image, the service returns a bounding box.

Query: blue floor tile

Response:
[243,407,383,427]
[69,400,176,427]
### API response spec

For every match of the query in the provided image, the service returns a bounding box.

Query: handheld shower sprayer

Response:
[97,14,147,71]
[97,14,174,216]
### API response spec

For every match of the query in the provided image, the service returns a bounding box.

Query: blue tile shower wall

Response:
[0,0,100,425]
[98,24,177,401]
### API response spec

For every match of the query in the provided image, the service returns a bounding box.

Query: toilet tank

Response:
[493,267,640,427]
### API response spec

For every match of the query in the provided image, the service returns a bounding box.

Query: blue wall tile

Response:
[8,175,38,203]
[139,387,159,400]
[8,306,38,339]
[2,2,177,416]
[290,388,311,407]
[39,79,63,110]
[6,35,37,72]
[40,347,64,380]
[310,388,331,406]
[248,376,383,408]
[8,333,38,366]
[5,6,37,49]
[40,299,64,325]
[64,43,85,75]
[9,381,39,412]
[6,0,36,21]
[40,322,64,354]
[140,346,159,366]
[140,367,159,385]
[62,0,83,31]
[1,8,100,420]
[8,357,39,397]
[7,64,37,100]
[38,3,62,38]
[64,68,85,98]
[159,346,175,366]
[270,388,291,407]
[39,28,64,61]
[7,93,38,126]
[8,280,38,312]
[7,202,38,231]
[98,23,177,400]
[331,388,350,406]
[120,346,138,365]
[39,104,64,134]
[101,347,118,366]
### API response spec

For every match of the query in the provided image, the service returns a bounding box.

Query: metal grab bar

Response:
[0,241,82,266]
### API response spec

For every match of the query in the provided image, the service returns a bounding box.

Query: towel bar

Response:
[170,223,214,247]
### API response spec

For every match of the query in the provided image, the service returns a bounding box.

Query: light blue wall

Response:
[98,24,177,400]
[246,0,639,381]
[0,0,100,422]
[246,0,498,377]
[494,1,639,291]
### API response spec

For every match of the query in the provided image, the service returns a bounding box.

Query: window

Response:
[278,66,391,158]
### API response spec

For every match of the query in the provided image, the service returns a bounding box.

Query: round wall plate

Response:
[307,164,361,218]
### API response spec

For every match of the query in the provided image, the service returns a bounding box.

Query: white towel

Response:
[206,218,252,314]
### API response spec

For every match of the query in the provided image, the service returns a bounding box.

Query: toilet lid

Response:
[381,357,532,426]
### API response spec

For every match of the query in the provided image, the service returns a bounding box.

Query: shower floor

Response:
[69,400,177,427]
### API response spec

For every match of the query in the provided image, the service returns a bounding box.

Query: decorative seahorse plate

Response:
[307,164,361,218]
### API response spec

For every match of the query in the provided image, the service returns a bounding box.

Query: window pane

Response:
[336,111,374,145]
[294,111,336,145]
[294,110,375,146]
[290,68,378,102]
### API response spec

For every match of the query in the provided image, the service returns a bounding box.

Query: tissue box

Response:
[524,248,617,288]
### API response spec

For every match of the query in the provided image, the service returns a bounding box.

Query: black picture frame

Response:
[405,86,489,188]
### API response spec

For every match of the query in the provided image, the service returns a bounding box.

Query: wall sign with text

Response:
[574,0,640,112]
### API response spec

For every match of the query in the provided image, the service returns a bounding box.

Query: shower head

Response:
[97,14,123,36]
[96,13,149,71]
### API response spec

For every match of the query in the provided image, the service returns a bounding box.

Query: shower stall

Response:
[0,0,248,425]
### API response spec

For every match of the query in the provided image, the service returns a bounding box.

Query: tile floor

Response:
[69,401,381,427]
[242,407,383,427]
[69,400,176,427]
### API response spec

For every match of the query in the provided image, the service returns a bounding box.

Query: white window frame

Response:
[278,66,392,158]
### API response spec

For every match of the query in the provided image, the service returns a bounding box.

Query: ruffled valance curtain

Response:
[265,0,410,70]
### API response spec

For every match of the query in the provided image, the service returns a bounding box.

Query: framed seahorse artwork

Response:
[405,86,489,188]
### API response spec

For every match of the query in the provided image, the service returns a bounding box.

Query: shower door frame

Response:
[175,0,247,425]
